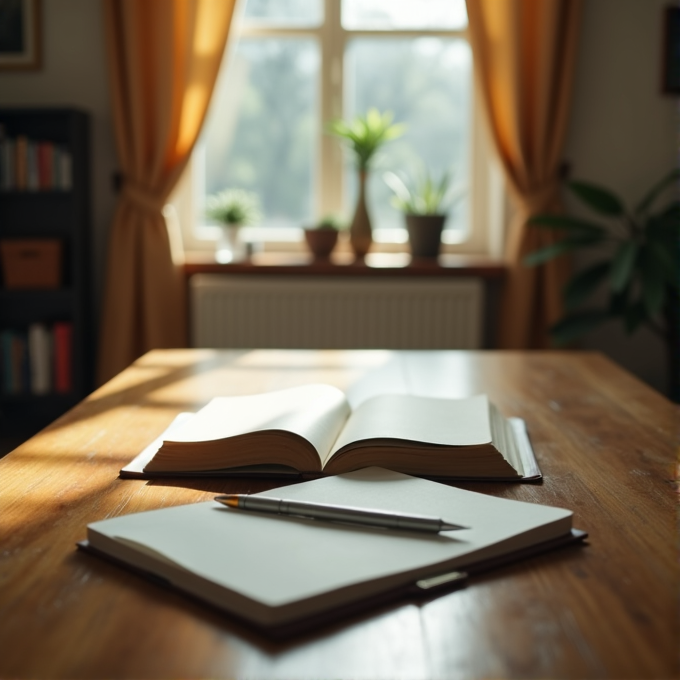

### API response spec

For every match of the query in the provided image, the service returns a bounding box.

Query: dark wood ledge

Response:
[183,252,507,279]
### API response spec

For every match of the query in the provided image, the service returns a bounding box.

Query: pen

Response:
[214,494,469,533]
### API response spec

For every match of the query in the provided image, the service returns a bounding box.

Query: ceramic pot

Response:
[216,224,246,263]
[405,214,446,259]
[304,228,339,260]
[349,171,372,260]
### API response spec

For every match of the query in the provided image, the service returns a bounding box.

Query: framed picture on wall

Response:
[662,5,680,94]
[0,0,41,71]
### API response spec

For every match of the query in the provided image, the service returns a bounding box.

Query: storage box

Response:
[0,239,62,289]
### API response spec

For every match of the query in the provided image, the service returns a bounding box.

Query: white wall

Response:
[563,0,677,395]
[0,0,117,342]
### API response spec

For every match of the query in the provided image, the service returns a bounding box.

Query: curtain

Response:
[98,0,235,384]
[466,0,582,348]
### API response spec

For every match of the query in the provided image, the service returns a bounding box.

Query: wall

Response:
[0,0,117,348]
[563,0,678,394]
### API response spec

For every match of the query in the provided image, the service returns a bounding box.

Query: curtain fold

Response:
[98,0,235,384]
[466,0,582,348]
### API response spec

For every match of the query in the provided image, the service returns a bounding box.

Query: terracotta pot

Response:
[405,214,446,258]
[304,228,339,260]
[349,171,372,260]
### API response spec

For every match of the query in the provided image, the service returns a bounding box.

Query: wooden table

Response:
[0,350,677,679]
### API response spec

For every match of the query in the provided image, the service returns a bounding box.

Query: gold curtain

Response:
[98,0,235,383]
[466,0,582,348]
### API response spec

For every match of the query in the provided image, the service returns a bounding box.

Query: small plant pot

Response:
[304,228,339,260]
[216,224,246,263]
[405,214,446,259]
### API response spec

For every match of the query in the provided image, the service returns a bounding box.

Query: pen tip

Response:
[441,523,469,531]
[214,495,239,508]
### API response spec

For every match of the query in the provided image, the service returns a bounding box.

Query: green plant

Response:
[206,188,262,226]
[326,108,406,172]
[314,215,347,231]
[383,169,461,215]
[311,214,346,230]
[525,169,680,345]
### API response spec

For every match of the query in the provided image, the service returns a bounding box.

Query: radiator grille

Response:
[190,275,483,349]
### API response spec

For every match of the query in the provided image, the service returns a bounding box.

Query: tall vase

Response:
[350,170,372,260]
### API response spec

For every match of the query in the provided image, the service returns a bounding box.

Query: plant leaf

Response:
[608,282,632,316]
[634,168,680,215]
[646,240,679,288]
[563,261,610,310]
[624,301,647,334]
[523,236,602,266]
[527,214,608,236]
[610,241,638,292]
[569,181,625,216]
[549,310,610,345]
[639,246,667,315]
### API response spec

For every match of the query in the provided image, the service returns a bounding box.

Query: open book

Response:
[122,384,541,481]
[82,469,582,635]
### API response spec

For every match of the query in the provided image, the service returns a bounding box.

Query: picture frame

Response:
[0,0,41,71]
[662,5,680,95]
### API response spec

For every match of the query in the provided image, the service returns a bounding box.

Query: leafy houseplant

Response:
[206,189,261,263]
[327,108,405,259]
[384,170,461,258]
[526,169,680,399]
[303,215,345,260]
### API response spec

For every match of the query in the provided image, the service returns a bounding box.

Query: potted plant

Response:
[206,188,261,263]
[303,215,345,260]
[384,169,461,258]
[327,108,405,260]
[525,169,680,399]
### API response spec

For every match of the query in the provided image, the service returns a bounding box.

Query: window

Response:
[175,0,504,257]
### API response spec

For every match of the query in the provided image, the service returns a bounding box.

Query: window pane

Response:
[342,0,467,30]
[344,38,471,236]
[244,0,323,26]
[201,39,319,228]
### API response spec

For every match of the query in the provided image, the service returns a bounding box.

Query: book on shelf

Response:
[0,322,71,396]
[53,322,73,393]
[28,323,52,394]
[1,329,27,394]
[0,132,72,191]
[81,468,584,636]
[122,384,542,481]
[15,135,28,190]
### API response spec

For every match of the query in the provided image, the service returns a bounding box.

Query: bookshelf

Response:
[0,108,92,435]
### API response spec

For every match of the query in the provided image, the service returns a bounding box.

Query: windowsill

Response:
[183,250,506,279]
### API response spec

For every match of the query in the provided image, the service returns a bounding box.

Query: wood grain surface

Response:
[0,350,677,679]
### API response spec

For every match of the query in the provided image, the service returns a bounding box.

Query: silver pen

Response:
[214,494,469,533]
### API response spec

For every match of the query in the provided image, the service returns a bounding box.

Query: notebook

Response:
[80,468,584,636]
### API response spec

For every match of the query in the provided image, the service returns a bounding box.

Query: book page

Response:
[326,394,493,462]
[166,384,350,461]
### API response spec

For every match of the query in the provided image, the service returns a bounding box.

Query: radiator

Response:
[190,274,483,349]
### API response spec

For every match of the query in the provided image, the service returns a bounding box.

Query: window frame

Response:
[174,0,505,259]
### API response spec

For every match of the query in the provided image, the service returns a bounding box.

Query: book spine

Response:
[15,136,27,190]
[3,139,15,190]
[0,124,5,190]
[38,142,51,191]
[11,331,28,394]
[53,322,73,393]
[28,323,51,395]
[59,149,72,191]
[1,330,12,394]
[27,141,39,191]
